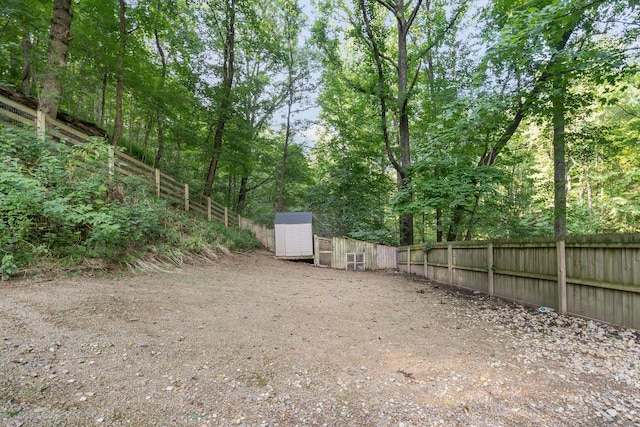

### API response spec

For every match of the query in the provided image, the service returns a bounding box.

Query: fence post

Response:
[487,243,494,296]
[224,207,228,227]
[557,239,567,314]
[448,244,453,284]
[155,168,161,197]
[36,110,46,137]
[108,146,114,179]
[184,184,189,211]
[423,249,428,279]
[314,235,319,266]
[207,197,212,221]
[407,246,411,275]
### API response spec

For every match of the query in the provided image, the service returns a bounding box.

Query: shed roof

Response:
[275,212,312,225]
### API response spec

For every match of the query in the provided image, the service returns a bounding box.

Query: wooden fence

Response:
[397,235,640,330]
[0,93,235,227]
[314,236,397,270]
[238,217,275,251]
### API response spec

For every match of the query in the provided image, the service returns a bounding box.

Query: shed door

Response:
[275,223,313,257]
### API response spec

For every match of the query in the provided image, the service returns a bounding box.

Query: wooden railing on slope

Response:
[0,93,235,227]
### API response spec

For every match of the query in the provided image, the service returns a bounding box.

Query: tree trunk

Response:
[277,71,294,212]
[112,0,126,148]
[586,163,593,214]
[38,0,73,120]
[395,0,414,246]
[153,0,167,169]
[21,31,31,96]
[359,0,422,245]
[237,175,249,214]
[100,72,107,127]
[203,0,235,198]
[142,113,153,164]
[552,73,567,238]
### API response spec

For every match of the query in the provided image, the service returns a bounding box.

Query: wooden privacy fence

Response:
[314,236,397,270]
[238,217,275,251]
[397,234,640,330]
[0,93,235,227]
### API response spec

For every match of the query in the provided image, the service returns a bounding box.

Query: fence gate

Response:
[315,236,332,267]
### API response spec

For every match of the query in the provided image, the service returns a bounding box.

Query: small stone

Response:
[96,417,104,423]
[607,408,618,418]
[166,385,175,391]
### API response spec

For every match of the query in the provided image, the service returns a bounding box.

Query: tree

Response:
[112,0,126,148]
[484,0,634,238]
[314,0,465,244]
[37,0,73,123]
[152,0,167,167]
[203,0,236,198]
[276,0,313,212]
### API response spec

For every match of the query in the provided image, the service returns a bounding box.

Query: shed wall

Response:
[275,223,313,257]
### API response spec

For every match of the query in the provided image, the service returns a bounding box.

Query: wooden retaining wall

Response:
[397,235,640,330]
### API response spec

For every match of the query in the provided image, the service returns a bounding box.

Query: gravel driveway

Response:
[1,251,639,426]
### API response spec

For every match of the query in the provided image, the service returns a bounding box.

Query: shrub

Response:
[0,127,259,279]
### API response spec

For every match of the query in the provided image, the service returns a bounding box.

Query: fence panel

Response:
[450,246,489,292]
[410,235,640,330]
[0,95,36,127]
[376,245,397,269]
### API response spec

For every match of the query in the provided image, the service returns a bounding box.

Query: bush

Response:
[0,127,259,279]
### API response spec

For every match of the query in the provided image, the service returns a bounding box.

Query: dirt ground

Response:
[1,251,639,426]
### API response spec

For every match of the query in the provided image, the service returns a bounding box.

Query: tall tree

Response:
[314,0,464,245]
[152,0,167,168]
[276,0,312,212]
[37,0,73,121]
[112,0,126,148]
[482,0,632,238]
[203,0,236,198]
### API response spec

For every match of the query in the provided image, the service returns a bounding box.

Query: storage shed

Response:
[274,212,314,258]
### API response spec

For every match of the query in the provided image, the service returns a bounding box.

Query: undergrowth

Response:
[0,127,259,279]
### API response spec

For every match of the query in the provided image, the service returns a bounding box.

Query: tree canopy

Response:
[1,0,639,244]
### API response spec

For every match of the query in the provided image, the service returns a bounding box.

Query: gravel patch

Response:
[0,251,638,426]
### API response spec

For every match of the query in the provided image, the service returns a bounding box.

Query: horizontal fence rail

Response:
[0,93,242,230]
[397,235,640,330]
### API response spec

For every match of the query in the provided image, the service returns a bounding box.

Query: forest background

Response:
[2,0,640,251]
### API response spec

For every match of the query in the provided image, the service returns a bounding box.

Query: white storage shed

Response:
[274,212,313,257]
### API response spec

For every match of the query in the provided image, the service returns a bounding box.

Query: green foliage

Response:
[3,0,639,248]
[0,127,258,279]
[0,254,17,281]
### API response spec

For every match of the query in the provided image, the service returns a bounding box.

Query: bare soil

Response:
[1,251,638,426]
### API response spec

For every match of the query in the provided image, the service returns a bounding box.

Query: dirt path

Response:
[1,251,638,426]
